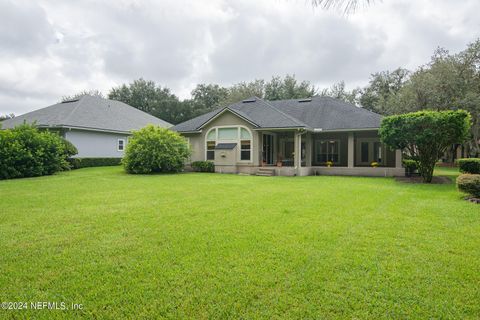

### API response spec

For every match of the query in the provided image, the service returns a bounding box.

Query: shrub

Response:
[123,125,190,174]
[0,124,69,180]
[457,174,480,197]
[69,158,122,169]
[191,161,214,172]
[403,159,417,170]
[380,110,471,182]
[457,158,480,174]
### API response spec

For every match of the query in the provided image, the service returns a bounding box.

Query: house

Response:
[173,96,404,176]
[1,95,172,158]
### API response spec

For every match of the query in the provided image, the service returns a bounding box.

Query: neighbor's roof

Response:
[1,95,172,133]
[172,96,381,133]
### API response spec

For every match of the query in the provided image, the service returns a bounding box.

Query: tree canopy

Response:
[380,110,471,182]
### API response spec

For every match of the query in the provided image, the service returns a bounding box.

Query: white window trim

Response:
[204,125,253,162]
[117,138,125,152]
[315,139,341,164]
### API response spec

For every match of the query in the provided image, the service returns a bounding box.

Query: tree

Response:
[108,78,190,124]
[123,125,190,174]
[0,113,15,122]
[220,79,266,106]
[190,84,229,116]
[380,110,471,183]
[62,89,104,102]
[311,0,372,13]
[320,81,360,105]
[264,75,316,101]
[385,40,480,156]
[359,68,410,114]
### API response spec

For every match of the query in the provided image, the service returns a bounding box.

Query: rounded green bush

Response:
[456,174,480,198]
[123,125,190,174]
[457,158,480,174]
[0,124,71,179]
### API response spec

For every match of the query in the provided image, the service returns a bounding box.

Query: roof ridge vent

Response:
[242,98,256,103]
[61,99,80,103]
[298,98,312,103]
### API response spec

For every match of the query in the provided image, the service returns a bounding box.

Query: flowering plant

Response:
[325,161,334,167]
[371,161,379,168]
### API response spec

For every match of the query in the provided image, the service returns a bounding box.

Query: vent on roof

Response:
[61,99,80,103]
[242,98,256,103]
[298,98,312,103]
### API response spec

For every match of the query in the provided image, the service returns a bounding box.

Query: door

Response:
[262,134,274,164]
[356,139,386,166]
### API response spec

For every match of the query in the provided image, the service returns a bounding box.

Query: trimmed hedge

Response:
[457,158,480,174]
[69,157,122,169]
[456,174,480,197]
[191,161,214,172]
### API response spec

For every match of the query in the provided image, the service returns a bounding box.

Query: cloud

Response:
[0,0,479,115]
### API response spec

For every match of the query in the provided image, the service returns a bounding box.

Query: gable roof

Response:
[1,95,172,133]
[172,96,381,133]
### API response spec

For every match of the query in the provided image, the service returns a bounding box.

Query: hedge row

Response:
[457,174,480,198]
[69,157,122,169]
[457,158,480,174]
[191,161,214,172]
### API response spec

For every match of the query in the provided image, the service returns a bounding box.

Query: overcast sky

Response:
[1,0,479,115]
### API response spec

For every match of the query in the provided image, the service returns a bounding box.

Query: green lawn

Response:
[1,167,479,319]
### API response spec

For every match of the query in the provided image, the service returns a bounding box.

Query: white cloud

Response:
[0,0,479,115]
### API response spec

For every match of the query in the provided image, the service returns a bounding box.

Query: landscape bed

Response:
[0,166,479,319]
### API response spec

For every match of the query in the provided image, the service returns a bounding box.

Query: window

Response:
[218,128,238,140]
[206,141,215,160]
[240,140,251,161]
[316,140,339,163]
[205,126,252,162]
[118,139,125,151]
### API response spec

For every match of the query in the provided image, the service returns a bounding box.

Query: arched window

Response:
[205,126,252,161]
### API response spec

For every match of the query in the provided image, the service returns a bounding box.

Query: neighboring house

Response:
[173,96,404,177]
[1,95,172,158]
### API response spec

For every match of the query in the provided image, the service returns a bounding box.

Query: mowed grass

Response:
[0,167,479,319]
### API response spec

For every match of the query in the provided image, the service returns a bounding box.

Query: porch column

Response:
[348,132,354,168]
[294,131,301,170]
[395,149,402,168]
[305,133,312,167]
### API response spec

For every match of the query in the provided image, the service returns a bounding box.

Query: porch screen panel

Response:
[373,142,382,163]
[316,140,339,163]
[361,142,369,163]
[329,141,339,162]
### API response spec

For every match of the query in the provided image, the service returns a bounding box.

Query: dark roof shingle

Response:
[172,96,381,132]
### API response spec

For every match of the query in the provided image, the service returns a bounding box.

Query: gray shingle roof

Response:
[172,96,381,132]
[269,96,382,130]
[1,95,172,133]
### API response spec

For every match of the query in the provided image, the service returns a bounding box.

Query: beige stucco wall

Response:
[181,110,260,167]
